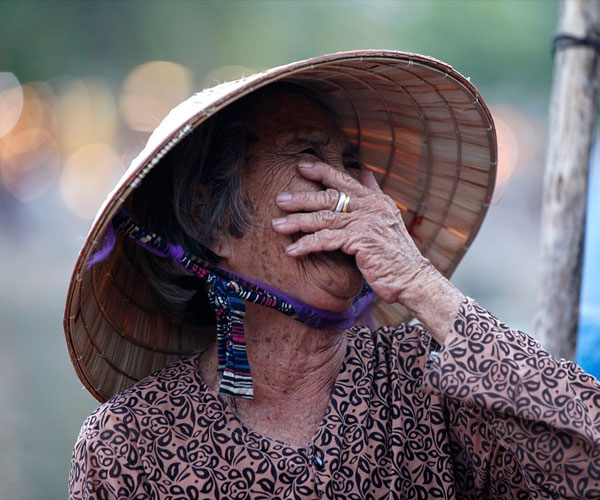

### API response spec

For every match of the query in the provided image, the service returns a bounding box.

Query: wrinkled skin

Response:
[273,162,430,304]
[202,89,464,446]
[215,89,463,333]
[215,90,366,312]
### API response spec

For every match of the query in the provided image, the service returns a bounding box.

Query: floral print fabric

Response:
[68,298,600,499]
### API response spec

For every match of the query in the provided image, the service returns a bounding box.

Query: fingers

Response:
[276,188,358,213]
[276,188,340,212]
[272,210,349,234]
[273,161,387,259]
[297,161,372,197]
[276,161,376,212]
[359,169,383,193]
[285,229,350,256]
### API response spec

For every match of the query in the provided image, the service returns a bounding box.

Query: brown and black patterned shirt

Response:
[68,298,600,499]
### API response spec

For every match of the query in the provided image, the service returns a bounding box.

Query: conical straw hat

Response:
[64,50,497,403]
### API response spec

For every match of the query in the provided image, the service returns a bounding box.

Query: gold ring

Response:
[341,193,351,213]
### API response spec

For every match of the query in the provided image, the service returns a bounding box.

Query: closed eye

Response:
[299,147,320,157]
[343,154,362,170]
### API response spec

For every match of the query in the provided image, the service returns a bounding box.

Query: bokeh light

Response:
[0,83,61,202]
[1,127,61,202]
[59,143,120,219]
[57,77,118,154]
[0,72,23,138]
[120,61,192,132]
[491,105,538,190]
[493,114,518,189]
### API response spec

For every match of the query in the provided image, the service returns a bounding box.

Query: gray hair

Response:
[128,82,335,325]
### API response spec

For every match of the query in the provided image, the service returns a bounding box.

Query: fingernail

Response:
[298,161,314,169]
[272,217,287,226]
[276,192,292,202]
[286,243,298,253]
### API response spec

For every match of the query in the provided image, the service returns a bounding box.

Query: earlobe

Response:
[209,234,233,261]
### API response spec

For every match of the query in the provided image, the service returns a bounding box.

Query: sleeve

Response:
[422,296,600,499]
[68,404,150,500]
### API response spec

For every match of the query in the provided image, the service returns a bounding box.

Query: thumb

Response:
[359,169,383,193]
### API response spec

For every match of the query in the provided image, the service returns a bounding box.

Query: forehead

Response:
[248,89,346,143]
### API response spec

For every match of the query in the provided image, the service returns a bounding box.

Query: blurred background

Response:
[0,0,581,497]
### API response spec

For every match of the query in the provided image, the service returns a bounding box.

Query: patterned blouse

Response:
[68,298,600,499]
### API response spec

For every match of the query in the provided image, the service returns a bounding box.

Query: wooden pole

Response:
[535,0,600,360]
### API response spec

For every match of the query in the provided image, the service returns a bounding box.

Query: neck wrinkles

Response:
[199,301,348,446]
[242,301,348,395]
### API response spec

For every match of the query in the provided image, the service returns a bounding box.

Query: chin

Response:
[319,294,358,313]
[305,252,364,312]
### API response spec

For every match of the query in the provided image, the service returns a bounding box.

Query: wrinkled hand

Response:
[272,161,431,304]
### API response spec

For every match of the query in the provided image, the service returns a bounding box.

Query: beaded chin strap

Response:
[89,210,375,399]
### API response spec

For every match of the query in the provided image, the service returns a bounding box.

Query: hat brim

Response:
[64,49,497,402]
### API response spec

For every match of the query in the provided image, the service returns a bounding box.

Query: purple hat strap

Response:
[88,210,375,398]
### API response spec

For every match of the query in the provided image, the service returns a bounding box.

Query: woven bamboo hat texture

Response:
[64,50,497,403]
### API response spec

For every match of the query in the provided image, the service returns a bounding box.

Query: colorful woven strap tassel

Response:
[90,210,375,399]
[209,278,253,398]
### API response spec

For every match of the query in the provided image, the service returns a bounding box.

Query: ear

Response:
[208,232,234,261]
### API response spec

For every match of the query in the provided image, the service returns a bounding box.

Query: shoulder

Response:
[76,350,205,447]
[69,351,213,497]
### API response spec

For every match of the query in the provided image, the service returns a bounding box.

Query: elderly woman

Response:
[66,51,600,499]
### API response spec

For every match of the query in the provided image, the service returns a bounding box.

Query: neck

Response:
[200,301,348,446]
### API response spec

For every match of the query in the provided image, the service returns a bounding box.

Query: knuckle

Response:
[372,194,394,212]
[324,188,338,206]
[334,168,351,183]
[384,194,397,209]
[319,190,332,206]
[306,232,320,245]
[314,211,326,224]
[320,210,336,224]
[321,228,336,240]
[297,191,311,203]
[311,230,325,243]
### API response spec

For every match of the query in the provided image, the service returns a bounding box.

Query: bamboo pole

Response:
[535,0,600,360]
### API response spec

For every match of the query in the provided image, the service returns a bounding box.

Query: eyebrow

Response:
[278,128,357,154]
[276,128,331,146]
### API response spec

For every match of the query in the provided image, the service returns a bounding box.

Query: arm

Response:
[272,161,600,498]
[391,262,464,345]
[423,296,600,499]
